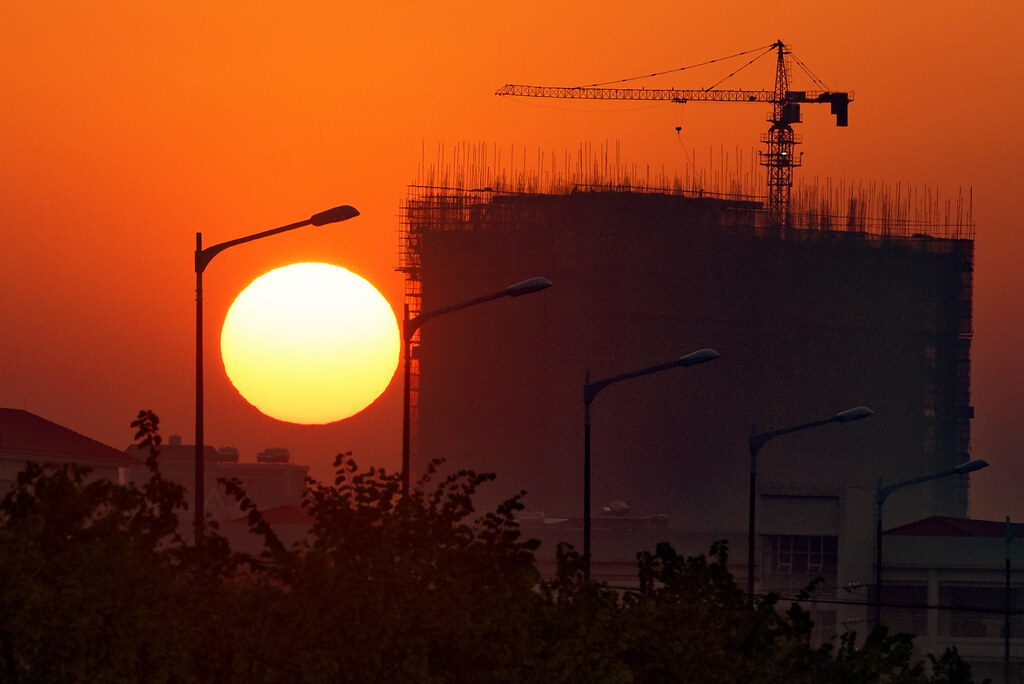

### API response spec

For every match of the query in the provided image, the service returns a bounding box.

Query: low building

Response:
[876,516,1024,683]
[0,408,142,490]
[124,436,309,549]
[223,503,314,555]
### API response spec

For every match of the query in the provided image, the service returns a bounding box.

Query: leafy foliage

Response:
[0,412,986,682]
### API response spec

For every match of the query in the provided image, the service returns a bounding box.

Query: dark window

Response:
[939,585,1020,639]
[881,584,927,635]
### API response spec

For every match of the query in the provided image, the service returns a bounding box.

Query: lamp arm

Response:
[405,290,508,340]
[584,358,683,404]
[750,415,837,455]
[195,218,313,273]
[877,468,956,506]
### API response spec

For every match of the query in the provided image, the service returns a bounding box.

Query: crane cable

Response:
[579,42,776,88]
[788,50,831,92]
[700,45,776,92]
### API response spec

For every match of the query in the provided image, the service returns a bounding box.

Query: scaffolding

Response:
[397,143,975,479]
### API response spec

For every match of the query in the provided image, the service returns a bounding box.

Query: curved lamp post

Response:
[401,276,552,496]
[874,458,989,626]
[194,205,359,541]
[583,348,719,581]
[748,405,873,597]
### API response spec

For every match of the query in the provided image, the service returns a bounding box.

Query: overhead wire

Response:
[579,42,776,88]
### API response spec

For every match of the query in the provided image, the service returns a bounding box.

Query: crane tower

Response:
[496,40,850,229]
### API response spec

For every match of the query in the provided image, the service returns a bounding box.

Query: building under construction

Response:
[398,148,974,599]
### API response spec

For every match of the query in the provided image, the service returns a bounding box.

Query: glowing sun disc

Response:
[220,262,400,425]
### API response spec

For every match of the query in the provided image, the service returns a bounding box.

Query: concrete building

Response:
[0,407,141,489]
[124,435,308,533]
[879,517,1024,682]
[398,171,988,665]
[0,408,310,566]
[400,181,972,532]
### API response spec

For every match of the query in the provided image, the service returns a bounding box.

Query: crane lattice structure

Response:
[496,40,850,229]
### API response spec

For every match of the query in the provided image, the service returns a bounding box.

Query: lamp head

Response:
[507,277,552,297]
[310,205,360,226]
[954,459,989,475]
[836,406,873,423]
[678,349,719,367]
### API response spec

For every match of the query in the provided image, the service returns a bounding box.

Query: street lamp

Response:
[401,276,552,496]
[194,205,359,541]
[874,458,989,626]
[583,348,719,581]
[748,405,873,597]
[1006,517,1024,684]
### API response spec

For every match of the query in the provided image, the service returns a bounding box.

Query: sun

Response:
[220,262,400,425]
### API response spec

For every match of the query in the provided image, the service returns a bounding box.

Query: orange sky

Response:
[1,2,1021,521]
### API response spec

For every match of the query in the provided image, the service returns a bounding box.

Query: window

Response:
[881,584,927,636]
[939,585,1020,639]
[762,535,838,598]
[923,383,936,419]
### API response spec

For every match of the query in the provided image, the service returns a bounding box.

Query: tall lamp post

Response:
[194,205,360,541]
[401,276,552,497]
[1006,516,1024,684]
[748,405,873,597]
[583,348,719,582]
[874,458,989,626]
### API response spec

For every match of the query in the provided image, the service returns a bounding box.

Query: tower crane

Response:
[496,40,850,229]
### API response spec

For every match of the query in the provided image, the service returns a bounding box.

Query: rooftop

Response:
[886,516,1024,539]
[0,408,142,468]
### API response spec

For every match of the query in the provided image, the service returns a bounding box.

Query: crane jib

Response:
[495,42,851,229]
[495,84,849,119]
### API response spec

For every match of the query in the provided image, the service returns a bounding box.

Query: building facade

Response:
[400,184,973,535]
[399,179,981,657]
[124,435,308,530]
[876,518,1024,682]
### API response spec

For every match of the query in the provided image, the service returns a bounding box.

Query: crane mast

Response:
[497,40,850,229]
[764,40,799,229]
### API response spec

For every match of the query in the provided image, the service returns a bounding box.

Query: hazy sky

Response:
[1,2,1021,521]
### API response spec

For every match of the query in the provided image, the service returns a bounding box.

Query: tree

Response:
[0,411,196,681]
[0,410,988,683]
[226,455,546,682]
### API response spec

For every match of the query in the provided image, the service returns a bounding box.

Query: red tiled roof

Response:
[0,408,142,468]
[886,516,1024,538]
